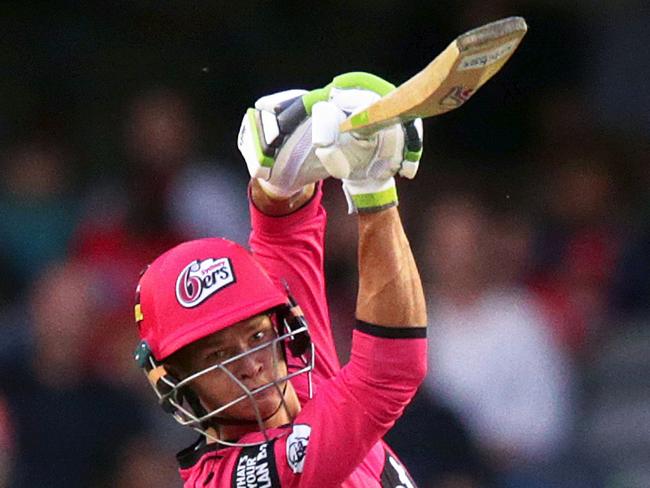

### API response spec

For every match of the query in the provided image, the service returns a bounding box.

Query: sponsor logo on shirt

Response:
[286,424,311,474]
[176,257,235,308]
[232,442,280,488]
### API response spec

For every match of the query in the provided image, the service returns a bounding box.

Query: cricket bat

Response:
[339,16,528,135]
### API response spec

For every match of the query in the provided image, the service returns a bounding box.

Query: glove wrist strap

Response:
[342,178,398,214]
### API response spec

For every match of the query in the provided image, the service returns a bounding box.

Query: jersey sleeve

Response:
[274,325,428,487]
[248,183,340,385]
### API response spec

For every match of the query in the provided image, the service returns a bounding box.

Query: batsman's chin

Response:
[250,386,287,417]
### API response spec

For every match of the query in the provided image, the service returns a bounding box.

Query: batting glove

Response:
[237,73,423,206]
[339,117,423,213]
[312,73,423,213]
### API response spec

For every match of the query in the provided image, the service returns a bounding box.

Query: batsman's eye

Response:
[206,349,228,362]
[251,330,267,342]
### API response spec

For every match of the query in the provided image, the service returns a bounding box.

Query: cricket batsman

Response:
[133,72,427,487]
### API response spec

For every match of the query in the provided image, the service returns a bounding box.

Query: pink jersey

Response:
[177,185,426,487]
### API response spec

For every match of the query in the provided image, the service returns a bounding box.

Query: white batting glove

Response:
[237,73,423,205]
[311,99,400,213]
[311,74,423,213]
[237,89,323,199]
[340,118,423,213]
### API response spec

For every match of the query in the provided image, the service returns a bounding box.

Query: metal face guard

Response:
[142,322,314,448]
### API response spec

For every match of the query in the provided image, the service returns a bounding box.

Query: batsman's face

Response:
[169,314,291,422]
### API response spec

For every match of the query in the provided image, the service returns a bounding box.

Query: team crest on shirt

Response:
[175,258,236,308]
[286,424,311,474]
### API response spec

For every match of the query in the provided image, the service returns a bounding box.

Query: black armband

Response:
[355,321,427,339]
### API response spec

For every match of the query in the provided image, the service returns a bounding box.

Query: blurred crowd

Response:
[1,1,650,487]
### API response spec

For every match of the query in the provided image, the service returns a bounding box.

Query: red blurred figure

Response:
[528,159,622,354]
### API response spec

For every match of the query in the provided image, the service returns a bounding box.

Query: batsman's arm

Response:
[249,179,315,216]
[280,205,427,486]
[356,206,427,327]
[252,179,428,328]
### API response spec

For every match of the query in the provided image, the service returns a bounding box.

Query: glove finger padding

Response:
[340,117,423,214]
[259,118,331,199]
[328,86,382,114]
[312,100,380,179]
[346,123,405,181]
[312,101,352,179]
[313,74,423,213]
[254,89,308,113]
[238,90,308,183]
[239,90,331,198]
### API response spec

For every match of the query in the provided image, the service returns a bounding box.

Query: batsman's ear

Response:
[134,341,180,413]
[161,362,183,382]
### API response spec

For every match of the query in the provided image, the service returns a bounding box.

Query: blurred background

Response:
[0,1,649,487]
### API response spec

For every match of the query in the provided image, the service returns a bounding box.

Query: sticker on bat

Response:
[440,86,475,108]
[457,39,519,71]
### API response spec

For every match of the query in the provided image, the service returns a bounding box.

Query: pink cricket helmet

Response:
[136,237,288,360]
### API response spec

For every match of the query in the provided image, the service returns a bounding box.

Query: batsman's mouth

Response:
[249,381,285,401]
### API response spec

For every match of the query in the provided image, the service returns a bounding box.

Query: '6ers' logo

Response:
[175,258,235,308]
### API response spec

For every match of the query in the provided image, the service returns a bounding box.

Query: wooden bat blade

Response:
[340,16,528,135]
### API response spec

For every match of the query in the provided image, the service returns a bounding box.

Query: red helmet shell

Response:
[136,238,287,360]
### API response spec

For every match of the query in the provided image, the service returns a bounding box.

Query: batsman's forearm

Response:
[356,207,427,327]
[250,180,316,216]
